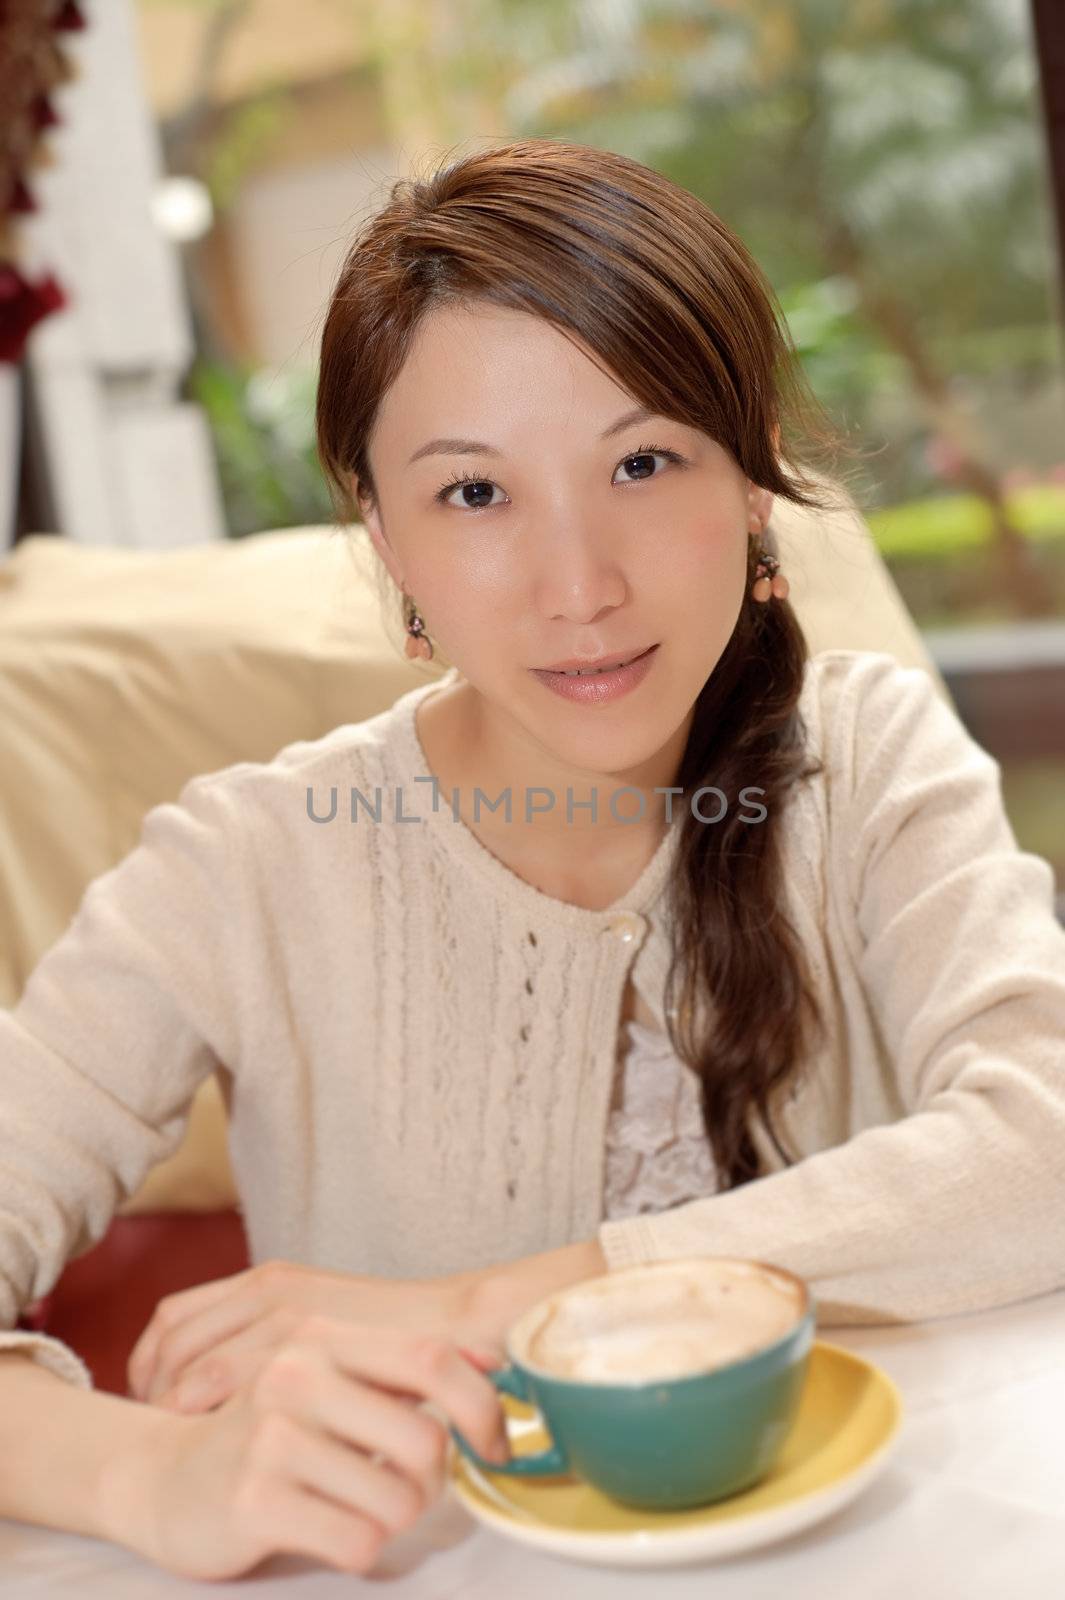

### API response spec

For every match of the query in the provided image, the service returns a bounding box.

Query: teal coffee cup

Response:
[453,1256,815,1511]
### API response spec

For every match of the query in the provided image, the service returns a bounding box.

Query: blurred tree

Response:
[344,0,1061,613]
[139,0,1063,614]
[504,0,1058,615]
[189,360,334,534]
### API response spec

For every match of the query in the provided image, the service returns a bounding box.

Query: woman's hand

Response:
[104,1315,510,1583]
[128,1259,505,1414]
[128,1238,608,1415]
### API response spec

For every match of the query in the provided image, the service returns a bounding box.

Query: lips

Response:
[530,643,659,702]
[541,645,655,675]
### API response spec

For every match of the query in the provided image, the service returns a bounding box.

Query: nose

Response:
[532,514,628,625]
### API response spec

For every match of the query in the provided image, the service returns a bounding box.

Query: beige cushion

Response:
[0,501,947,1214]
[0,526,438,1213]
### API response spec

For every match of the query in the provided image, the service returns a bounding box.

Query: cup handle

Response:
[451,1366,569,1477]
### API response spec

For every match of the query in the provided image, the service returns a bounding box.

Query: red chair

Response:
[17,1211,250,1397]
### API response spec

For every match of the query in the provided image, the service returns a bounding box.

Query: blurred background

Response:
[3,0,1064,893]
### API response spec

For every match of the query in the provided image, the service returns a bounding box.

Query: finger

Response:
[284,1361,457,1500]
[143,1287,272,1404]
[236,1472,388,1577]
[129,1273,245,1389]
[128,1273,248,1398]
[269,1415,432,1540]
[157,1314,296,1412]
[313,1323,509,1466]
[457,1345,502,1374]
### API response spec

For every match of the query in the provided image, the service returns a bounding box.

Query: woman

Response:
[2,138,1064,1580]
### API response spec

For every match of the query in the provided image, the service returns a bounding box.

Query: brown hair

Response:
[317,137,853,1191]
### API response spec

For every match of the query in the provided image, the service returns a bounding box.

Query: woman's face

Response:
[355,301,773,788]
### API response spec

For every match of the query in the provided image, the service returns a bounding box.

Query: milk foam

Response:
[524,1260,803,1383]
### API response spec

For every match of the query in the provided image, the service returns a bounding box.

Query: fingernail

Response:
[172,1376,213,1411]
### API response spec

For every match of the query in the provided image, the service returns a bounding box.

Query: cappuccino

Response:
[523,1258,804,1384]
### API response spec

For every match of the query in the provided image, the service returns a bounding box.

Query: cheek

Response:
[421,537,516,603]
[409,550,517,653]
[402,544,465,604]
[664,521,747,604]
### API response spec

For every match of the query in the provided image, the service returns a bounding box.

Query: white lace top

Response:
[603,1017,720,1221]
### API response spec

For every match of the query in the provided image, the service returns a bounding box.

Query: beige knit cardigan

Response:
[3,648,1064,1389]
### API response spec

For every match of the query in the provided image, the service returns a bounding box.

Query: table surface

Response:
[3,1286,1064,1598]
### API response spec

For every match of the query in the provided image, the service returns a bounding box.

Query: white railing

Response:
[18,0,225,547]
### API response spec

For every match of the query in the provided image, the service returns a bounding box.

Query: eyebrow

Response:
[406,406,665,466]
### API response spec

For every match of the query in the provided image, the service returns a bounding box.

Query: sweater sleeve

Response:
[0,769,249,1386]
[599,651,1065,1327]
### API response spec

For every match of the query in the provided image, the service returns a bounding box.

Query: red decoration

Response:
[0,265,66,363]
[9,176,37,214]
[52,1,86,30]
[31,92,61,131]
[0,0,85,363]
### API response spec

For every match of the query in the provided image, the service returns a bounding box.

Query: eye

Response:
[434,472,506,511]
[433,442,688,511]
[612,443,688,486]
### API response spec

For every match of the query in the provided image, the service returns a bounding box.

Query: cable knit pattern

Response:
[3,648,1065,1391]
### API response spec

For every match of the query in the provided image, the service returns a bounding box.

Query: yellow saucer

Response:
[449,1340,903,1569]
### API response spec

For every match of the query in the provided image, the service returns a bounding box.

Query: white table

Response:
[3,1286,1064,1597]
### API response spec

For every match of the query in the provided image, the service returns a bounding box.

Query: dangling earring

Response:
[749,518,790,603]
[403,591,434,661]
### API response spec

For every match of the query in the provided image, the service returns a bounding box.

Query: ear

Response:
[747,482,775,533]
[351,474,404,589]
[743,423,781,536]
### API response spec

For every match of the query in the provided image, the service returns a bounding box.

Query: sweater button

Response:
[604,911,643,943]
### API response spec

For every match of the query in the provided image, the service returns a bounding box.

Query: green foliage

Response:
[165,0,1065,583]
[207,90,289,209]
[188,361,335,537]
[867,485,1065,560]
[512,0,1062,510]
